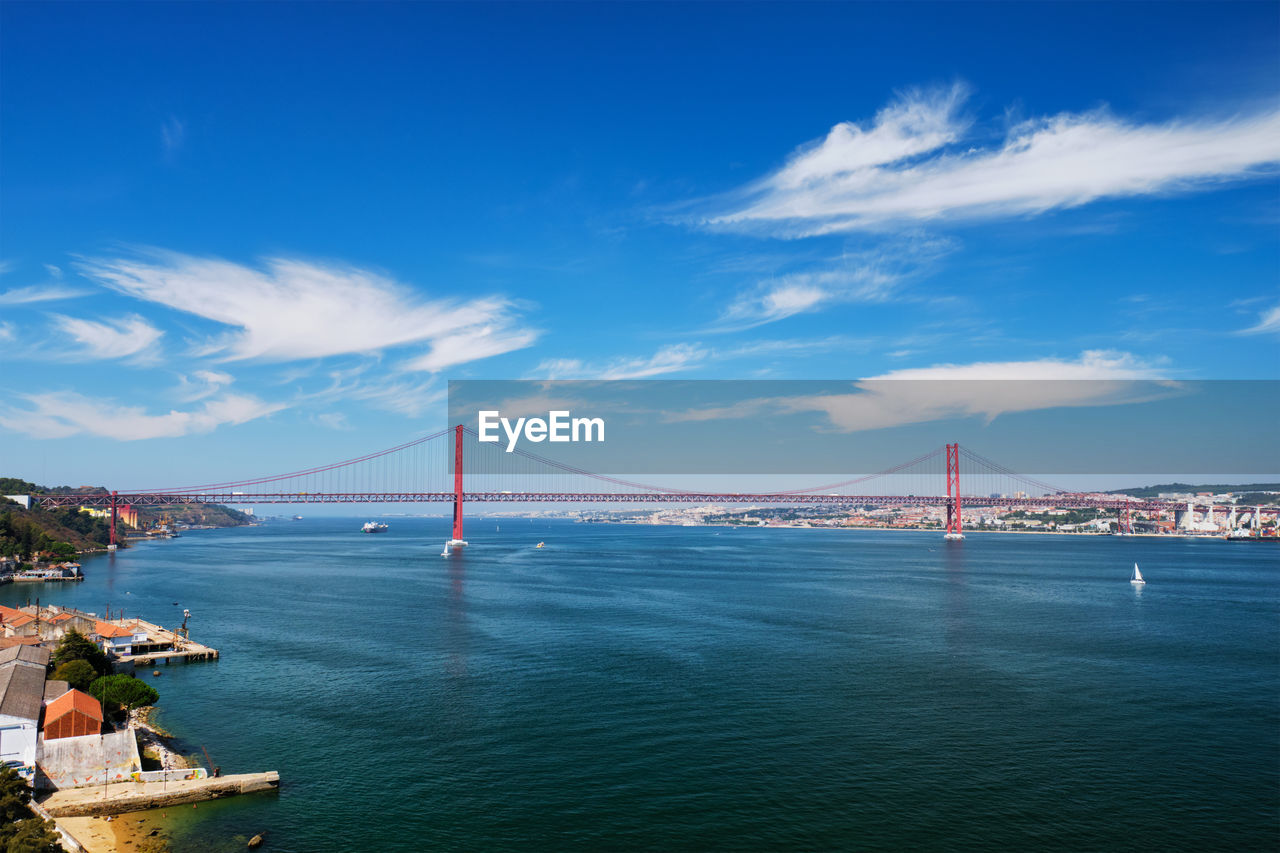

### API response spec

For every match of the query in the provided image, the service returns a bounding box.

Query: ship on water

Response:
[361,521,389,533]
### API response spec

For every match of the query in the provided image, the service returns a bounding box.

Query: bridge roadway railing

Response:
[33,492,1228,513]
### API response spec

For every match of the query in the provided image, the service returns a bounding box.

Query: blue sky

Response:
[1,1,1277,489]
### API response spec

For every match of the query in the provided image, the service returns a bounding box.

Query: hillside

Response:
[0,477,252,560]
[1106,482,1280,501]
[0,499,116,560]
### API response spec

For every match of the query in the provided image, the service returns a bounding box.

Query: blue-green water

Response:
[6,521,1277,851]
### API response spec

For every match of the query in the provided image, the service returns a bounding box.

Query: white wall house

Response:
[0,655,49,782]
[94,621,146,656]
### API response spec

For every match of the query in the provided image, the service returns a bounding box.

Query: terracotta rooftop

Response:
[44,688,103,725]
[94,621,134,639]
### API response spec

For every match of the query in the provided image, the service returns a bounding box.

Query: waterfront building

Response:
[94,621,145,656]
[42,689,103,740]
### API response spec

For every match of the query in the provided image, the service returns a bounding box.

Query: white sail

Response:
[1131,563,1145,584]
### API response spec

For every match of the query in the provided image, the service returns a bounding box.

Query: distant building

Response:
[94,621,144,656]
[2,496,32,510]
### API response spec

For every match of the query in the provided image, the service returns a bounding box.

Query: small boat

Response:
[535,542,544,549]
[441,544,451,557]
[1131,563,1146,585]
[362,521,389,534]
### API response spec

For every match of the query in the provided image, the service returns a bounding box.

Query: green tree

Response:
[0,767,59,853]
[51,659,97,692]
[0,767,32,828]
[4,817,62,853]
[51,629,108,677]
[89,675,159,713]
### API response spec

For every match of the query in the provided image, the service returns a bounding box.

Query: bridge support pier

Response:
[944,443,964,541]
[108,491,118,551]
[444,424,468,555]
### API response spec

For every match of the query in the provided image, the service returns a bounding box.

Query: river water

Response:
[4,520,1276,851]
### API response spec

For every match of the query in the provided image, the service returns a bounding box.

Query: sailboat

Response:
[1130,563,1146,585]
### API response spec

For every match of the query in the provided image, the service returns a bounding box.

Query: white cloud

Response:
[0,391,285,440]
[302,366,446,418]
[314,412,353,431]
[401,323,539,372]
[715,236,952,329]
[863,349,1166,381]
[703,86,1280,236]
[0,284,89,305]
[0,322,13,342]
[530,358,587,379]
[162,116,185,158]
[174,369,235,402]
[1238,303,1280,335]
[51,313,164,361]
[663,350,1175,433]
[530,344,707,379]
[529,337,867,380]
[75,249,537,367]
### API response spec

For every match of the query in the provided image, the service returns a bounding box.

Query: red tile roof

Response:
[94,621,133,639]
[44,688,103,725]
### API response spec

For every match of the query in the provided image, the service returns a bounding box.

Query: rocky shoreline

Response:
[129,707,194,771]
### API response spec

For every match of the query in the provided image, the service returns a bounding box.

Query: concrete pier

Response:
[116,617,219,664]
[39,772,280,817]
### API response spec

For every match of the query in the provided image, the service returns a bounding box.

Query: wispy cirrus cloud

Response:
[663,350,1175,433]
[76,249,537,368]
[530,336,882,380]
[0,284,90,305]
[402,323,539,372]
[173,369,235,402]
[700,84,1280,237]
[0,391,285,441]
[715,235,953,329]
[161,116,185,161]
[532,343,709,380]
[51,313,164,362]
[1238,303,1280,335]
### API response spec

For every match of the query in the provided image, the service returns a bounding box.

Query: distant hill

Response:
[1,477,252,561]
[1106,483,1280,500]
[0,498,116,561]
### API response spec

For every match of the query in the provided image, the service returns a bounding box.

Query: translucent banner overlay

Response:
[447,380,1278,483]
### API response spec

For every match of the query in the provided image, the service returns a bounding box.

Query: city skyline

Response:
[2,2,1278,488]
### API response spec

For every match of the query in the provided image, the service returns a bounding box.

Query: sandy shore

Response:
[57,811,173,853]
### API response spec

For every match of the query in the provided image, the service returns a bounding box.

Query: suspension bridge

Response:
[32,425,1277,548]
